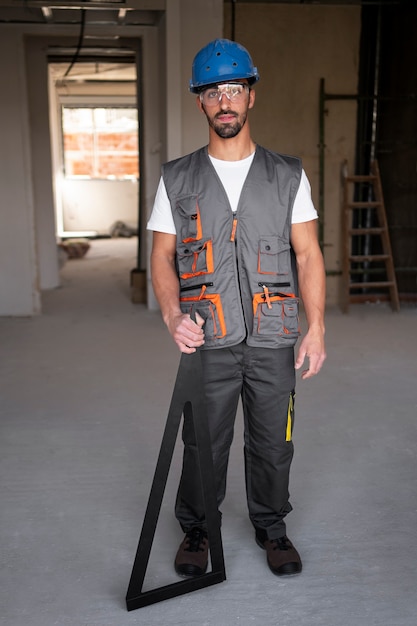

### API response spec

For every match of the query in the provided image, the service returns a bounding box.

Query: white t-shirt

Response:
[147,153,317,234]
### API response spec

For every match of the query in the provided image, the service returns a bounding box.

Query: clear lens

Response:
[200,83,249,107]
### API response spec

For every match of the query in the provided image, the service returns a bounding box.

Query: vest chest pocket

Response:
[176,195,202,242]
[177,240,214,279]
[252,292,300,338]
[180,291,226,340]
[258,237,290,275]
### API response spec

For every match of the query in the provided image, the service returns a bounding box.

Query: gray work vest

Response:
[162,145,302,350]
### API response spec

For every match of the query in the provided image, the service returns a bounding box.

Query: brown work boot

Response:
[174,527,209,577]
[257,535,302,576]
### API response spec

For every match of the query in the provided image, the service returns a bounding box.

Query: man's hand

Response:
[150,232,206,354]
[295,328,326,380]
[166,311,205,353]
[291,220,326,380]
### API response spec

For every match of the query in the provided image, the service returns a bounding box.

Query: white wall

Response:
[0,32,40,315]
[25,37,61,292]
[61,179,139,235]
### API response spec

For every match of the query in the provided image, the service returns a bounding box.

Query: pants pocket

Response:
[252,292,300,337]
[180,291,226,340]
[177,239,214,279]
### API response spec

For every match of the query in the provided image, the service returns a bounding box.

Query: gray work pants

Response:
[175,342,296,541]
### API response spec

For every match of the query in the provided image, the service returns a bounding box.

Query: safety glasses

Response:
[199,83,250,107]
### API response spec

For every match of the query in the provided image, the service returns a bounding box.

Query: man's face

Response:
[197,80,255,139]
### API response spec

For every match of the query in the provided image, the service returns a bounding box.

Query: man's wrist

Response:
[307,321,325,335]
[162,307,182,328]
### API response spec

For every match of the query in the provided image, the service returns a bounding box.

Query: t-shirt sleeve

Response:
[146,177,176,234]
[291,170,318,224]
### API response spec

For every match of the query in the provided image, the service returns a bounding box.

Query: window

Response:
[62,107,139,179]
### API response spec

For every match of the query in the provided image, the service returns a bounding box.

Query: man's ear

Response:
[248,88,256,110]
[196,95,204,113]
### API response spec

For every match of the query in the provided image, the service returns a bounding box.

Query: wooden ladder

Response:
[342,160,400,312]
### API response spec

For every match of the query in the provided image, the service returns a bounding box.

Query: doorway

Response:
[24,33,160,309]
[49,58,140,239]
[46,45,147,303]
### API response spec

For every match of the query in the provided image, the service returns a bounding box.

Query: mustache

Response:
[214,110,238,120]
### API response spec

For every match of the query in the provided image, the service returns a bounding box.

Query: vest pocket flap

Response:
[258,303,281,317]
[282,301,298,317]
[180,291,226,339]
[176,195,202,242]
[177,239,214,279]
[258,236,290,275]
[259,237,281,255]
[252,293,300,337]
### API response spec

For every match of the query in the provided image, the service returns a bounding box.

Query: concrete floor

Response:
[1,238,416,626]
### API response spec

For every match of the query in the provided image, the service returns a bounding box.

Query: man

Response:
[147,39,326,578]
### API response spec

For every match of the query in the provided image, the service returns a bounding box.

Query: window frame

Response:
[60,96,139,181]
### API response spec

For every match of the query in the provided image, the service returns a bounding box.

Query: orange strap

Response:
[230,217,238,242]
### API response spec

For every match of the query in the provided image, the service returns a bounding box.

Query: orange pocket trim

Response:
[180,291,226,339]
[180,240,214,280]
[252,292,297,315]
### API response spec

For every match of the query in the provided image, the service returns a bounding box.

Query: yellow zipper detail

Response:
[286,393,294,442]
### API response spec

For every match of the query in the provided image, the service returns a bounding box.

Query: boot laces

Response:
[185,528,207,553]
[271,536,291,551]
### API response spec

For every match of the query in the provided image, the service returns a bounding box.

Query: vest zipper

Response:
[180,281,214,292]
[230,212,238,242]
[259,282,292,302]
[258,282,291,288]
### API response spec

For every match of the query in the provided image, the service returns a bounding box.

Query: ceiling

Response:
[49,61,136,83]
[0,0,164,26]
[0,1,401,26]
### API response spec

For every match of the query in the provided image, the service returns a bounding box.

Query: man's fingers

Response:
[195,311,205,328]
[294,349,306,370]
[177,341,197,354]
[299,352,326,379]
[172,313,205,353]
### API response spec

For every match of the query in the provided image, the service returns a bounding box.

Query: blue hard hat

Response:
[189,39,259,93]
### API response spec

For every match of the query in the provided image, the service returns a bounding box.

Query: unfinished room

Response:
[0,1,416,625]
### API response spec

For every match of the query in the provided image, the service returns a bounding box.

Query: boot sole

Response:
[256,537,302,576]
[174,563,207,578]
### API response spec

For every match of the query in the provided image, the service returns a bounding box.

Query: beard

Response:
[204,106,248,139]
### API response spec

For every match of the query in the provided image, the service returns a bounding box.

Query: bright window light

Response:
[62,106,139,180]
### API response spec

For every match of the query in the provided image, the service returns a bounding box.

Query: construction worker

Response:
[147,39,326,577]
